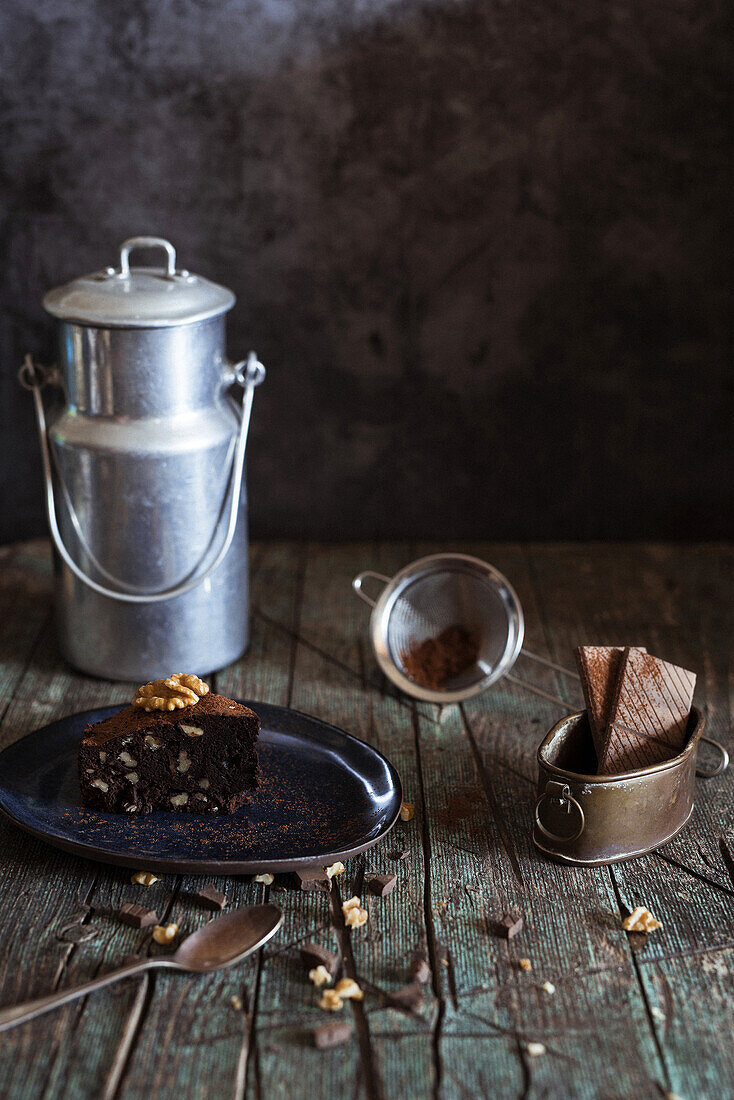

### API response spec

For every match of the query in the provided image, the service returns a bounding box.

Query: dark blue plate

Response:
[0,701,403,874]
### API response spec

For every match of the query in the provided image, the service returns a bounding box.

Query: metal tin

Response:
[533,708,729,866]
[22,237,264,681]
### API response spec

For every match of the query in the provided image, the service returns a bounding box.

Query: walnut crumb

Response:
[253,873,274,885]
[230,996,243,1011]
[541,981,555,995]
[309,965,332,987]
[325,861,345,880]
[131,871,160,887]
[152,923,178,944]
[519,958,532,972]
[334,978,363,1001]
[526,1042,545,1057]
[400,802,415,821]
[342,897,368,928]
[318,989,344,1011]
[622,906,662,933]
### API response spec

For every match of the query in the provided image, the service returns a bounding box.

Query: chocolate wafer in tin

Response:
[599,648,696,774]
[574,646,646,762]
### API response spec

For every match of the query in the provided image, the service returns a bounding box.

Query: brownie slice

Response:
[78,692,259,815]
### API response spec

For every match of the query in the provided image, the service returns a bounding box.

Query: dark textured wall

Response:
[1,0,731,543]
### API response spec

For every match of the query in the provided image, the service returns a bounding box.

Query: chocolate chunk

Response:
[408,955,431,984]
[388,848,410,862]
[497,913,524,939]
[599,648,696,773]
[575,646,648,760]
[295,868,329,892]
[197,884,227,910]
[299,942,339,976]
[56,922,99,944]
[367,873,397,898]
[387,983,424,1014]
[118,903,159,929]
[313,1021,352,1049]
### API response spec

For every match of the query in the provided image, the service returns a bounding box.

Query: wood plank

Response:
[408,542,668,1097]
[0,540,53,725]
[520,542,734,1095]
[637,946,734,1097]
[86,542,306,1100]
[255,542,439,1099]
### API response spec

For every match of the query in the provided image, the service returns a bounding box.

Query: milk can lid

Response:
[43,237,235,328]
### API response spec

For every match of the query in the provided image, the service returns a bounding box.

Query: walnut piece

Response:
[133,673,210,712]
[318,989,344,1011]
[325,862,345,880]
[334,978,363,1001]
[622,906,663,933]
[177,750,191,773]
[132,871,159,886]
[90,778,109,792]
[152,923,179,944]
[526,1042,545,1057]
[309,965,332,987]
[180,724,204,737]
[342,897,368,928]
[519,958,532,972]
[400,802,415,821]
[253,873,274,885]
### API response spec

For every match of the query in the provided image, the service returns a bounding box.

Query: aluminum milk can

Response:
[21,237,265,681]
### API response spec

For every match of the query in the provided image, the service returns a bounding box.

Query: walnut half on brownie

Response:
[78,674,260,814]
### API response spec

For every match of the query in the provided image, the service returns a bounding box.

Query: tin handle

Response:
[534,781,585,842]
[352,571,390,608]
[19,353,265,604]
[118,236,177,278]
[696,736,729,779]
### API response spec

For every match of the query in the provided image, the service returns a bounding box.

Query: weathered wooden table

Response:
[0,540,731,1099]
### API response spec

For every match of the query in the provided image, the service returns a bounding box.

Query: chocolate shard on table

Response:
[294,868,330,892]
[312,1021,352,1049]
[78,674,259,815]
[387,983,424,1014]
[599,648,696,774]
[299,942,339,976]
[388,848,411,862]
[497,912,524,940]
[118,903,159,929]
[408,955,431,984]
[575,646,646,761]
[367,873,397,898]
[197,884,228,911]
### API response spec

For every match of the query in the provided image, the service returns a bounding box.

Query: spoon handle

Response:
[0,955,160,1032]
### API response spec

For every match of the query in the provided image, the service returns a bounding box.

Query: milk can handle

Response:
[19,353,265,604]
[118,236,177,278]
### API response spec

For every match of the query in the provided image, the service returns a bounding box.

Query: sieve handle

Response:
[352,571,390,608]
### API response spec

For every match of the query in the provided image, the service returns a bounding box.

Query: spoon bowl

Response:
[171,904,283,972]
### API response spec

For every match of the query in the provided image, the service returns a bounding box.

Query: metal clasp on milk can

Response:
[21,237,265,681]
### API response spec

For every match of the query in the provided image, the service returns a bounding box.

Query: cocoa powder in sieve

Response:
[401,625,479,690]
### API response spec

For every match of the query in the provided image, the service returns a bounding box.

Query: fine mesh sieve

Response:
[352,554,525,703]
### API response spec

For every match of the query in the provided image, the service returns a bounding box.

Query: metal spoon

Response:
[0,903,282,1033]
